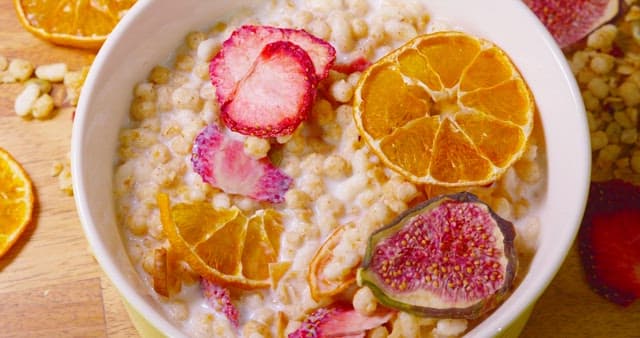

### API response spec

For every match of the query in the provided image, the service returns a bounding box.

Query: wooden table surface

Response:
[1,1,639,337]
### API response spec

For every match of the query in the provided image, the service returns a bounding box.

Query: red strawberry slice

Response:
[288,304,394,338]
[578,180,640,306]
[210,25,336,106]
[201,278,240,328]
[220,41,316,137]
[191,124,292,203]
[332,57,372,74]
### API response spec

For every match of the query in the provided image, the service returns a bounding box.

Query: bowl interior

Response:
[72,0,590,337]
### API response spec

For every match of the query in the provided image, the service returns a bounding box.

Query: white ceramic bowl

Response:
[72,0,591,337]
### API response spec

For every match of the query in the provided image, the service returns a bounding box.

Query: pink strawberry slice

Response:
[201,278,239,328]
[220,40,316,137]
[210,25,336,106]
[191,124,292,203]
[578,180,640,306]
[288,304,394,338]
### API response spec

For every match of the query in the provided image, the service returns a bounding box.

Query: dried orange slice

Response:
[0,148,34,257]
[157,193,284,289]
[151,247,182,297]
[308,223,359,301]
[14,0,137,49]
[353,31,534,186]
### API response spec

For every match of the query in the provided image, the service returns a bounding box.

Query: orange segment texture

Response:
[379,117,439,177]
[456,113,526,167]
[460,79,532,126]
[459,48,514,91]
[360,65,429,140]
[353,31,534,186]
[14,0,137,49]
[158,193,284,289]
[0,148,34,257]
[429,119,494,183]
[416,34,481,88]
[241,214,278,280]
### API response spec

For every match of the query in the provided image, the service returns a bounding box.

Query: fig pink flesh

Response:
[524,0,617,48]
[369,200,507,304]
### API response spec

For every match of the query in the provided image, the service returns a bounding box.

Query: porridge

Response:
[113,0,545,337]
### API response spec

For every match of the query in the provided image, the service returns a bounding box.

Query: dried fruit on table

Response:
[308,222,359,301]
[353,31,534,187]
[191,125,293,203]
[158,193,284,289]
[0,148,32,255]
[210,25,336,137]
[201,278,240,328]
[0,147,34,257]
[288,303,394,338]
[14,0,137,49]
[220,41,317,137]
[523,0,620,49]
[579,180,640,306]
[357,192,517,320]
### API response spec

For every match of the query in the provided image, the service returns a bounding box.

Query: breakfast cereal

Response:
[113,1,546,336]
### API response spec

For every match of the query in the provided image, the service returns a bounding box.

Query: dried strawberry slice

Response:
[288,304,393,338]
[210,25,336,106]
[191,124,292,203]
[220,41,316,137]
[201,278,239,328]
[578,180,640,306]
[332,57,372,74]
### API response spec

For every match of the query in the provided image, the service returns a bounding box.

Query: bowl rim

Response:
[72,0,186,336]
[71,0,591,337]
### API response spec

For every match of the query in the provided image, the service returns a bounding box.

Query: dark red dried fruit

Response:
[578,180,640,306]
[523,0,621,48]
[357,192,517,319]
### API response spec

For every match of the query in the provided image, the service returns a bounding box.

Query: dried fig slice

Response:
[523,0,621,49]
[357,192,517,319]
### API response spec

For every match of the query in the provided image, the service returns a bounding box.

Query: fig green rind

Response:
[357,192,518,320]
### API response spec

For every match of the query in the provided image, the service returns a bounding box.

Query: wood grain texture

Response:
[0,0,638,337]
[0,278,106,337]
[0,0,137,336]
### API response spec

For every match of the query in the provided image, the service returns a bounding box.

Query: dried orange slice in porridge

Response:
[14,0,137,49]
[353,31,534,186]
[308,222,359,301]
[0,147,34,258]
[157,193,284,289]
